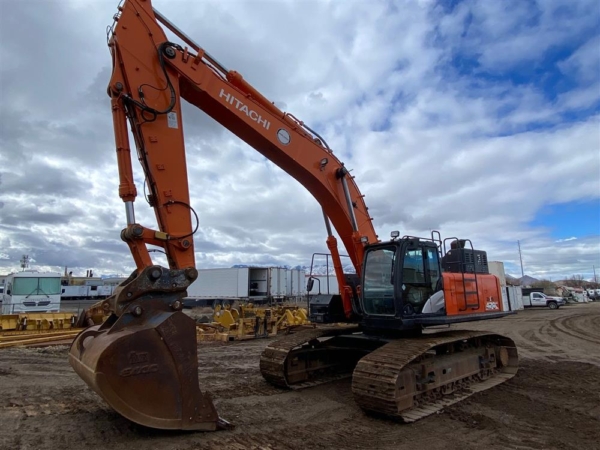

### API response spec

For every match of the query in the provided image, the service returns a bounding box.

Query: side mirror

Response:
[306,278,314,292]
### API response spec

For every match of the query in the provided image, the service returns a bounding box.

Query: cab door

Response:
[530,292,545,306]
[398,242,440,316]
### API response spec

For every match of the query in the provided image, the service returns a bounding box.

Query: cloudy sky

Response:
[0,0,599,282]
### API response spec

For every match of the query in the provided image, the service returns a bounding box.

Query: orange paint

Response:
[442,272,504,316]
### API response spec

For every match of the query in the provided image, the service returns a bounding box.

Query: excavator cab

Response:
[358,233,512,332]
[361,238,440,318]
[309,232,511,330]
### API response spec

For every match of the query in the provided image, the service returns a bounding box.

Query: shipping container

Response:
[489,261,511,311]
[505,285,524,310]
[488,261,507,287]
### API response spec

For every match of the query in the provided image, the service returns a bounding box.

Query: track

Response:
[260,326,519,423]
[259,325,362,388]
[352,330,518,422]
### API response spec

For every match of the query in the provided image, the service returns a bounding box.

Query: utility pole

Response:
[594,265,597,284]
[517,240,524,278]
[20,254,29,272]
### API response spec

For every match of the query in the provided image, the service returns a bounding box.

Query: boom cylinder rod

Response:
[339,169,359,232]
[153,8,229,75]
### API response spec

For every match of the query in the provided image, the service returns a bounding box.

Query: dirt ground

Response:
[1,303,599,450]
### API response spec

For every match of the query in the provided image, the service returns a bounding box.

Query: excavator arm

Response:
[108,0,378,318]
[69,0,378,431]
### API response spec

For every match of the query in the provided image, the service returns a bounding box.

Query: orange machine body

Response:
[442,272,504,316]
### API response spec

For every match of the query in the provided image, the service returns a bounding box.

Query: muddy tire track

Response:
[549,314,600,344]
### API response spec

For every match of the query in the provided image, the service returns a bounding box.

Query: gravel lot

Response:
[1,302,599,450]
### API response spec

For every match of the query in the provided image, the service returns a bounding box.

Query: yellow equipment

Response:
[0,312,78,332]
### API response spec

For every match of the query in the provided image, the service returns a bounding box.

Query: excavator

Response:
[69,0,519,431]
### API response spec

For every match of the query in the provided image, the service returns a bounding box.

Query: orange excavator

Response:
[69,0,519,431]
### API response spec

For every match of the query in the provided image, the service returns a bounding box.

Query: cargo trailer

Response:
[286,269,306,300]
[183,266,306,307]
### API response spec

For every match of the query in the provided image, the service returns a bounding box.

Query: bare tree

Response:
[563,275,585,288]
[531,279,558,295]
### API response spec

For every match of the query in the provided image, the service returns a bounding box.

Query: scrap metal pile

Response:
[196,304,311,341]
[0,312,79,348]
[0,304,311,349]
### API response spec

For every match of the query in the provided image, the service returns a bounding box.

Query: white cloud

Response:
[558,35,600,83]
[0,0,598,282]
[556,237,577,242]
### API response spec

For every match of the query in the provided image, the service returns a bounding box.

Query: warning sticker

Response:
[167,111,178,129]
[486,301,499,311]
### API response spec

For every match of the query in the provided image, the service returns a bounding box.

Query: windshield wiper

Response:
[25,287,50,298]
[25,288,39,298]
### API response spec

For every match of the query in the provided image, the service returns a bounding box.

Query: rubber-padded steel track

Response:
[351,330,519,422]
[259,325,361,389]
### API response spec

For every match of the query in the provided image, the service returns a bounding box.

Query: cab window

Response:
[362,247,396,315]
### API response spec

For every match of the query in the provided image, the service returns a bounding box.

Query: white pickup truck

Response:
[523,291,566,309]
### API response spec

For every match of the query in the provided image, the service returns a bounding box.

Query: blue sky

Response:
[530,200,600,239]
[0,0,599,282]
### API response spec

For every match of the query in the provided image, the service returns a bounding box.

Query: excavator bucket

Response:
[68,270,230,431]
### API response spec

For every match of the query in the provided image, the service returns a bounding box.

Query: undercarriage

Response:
[260,326,519,422]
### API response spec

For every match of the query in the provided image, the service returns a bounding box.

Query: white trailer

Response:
[184,266,302,306]
[61,285,90,300]
[268,267,287,300]
[61,283,115,300]
[2,270,62,314]
[287,269,306,299]
[186,268,250,299]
